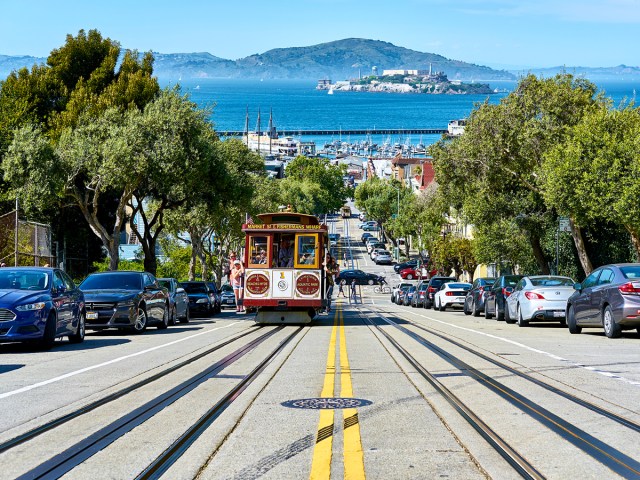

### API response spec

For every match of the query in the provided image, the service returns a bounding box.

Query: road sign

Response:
[559,217,571,232]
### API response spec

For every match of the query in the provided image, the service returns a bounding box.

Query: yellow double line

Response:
[310,303,366,480]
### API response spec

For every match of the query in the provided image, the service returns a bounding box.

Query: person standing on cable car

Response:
[278,239,294,267]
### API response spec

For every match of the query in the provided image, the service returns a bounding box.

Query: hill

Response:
[510,64,640,81]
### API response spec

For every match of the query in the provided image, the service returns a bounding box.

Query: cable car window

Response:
[295,234,319,268]
[248,235,271,267]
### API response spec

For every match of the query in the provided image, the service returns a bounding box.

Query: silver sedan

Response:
[505,275,575,327]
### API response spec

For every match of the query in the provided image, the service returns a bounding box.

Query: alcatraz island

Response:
[317,66,494,95]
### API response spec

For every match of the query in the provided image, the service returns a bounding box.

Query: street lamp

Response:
[393,186,400,261]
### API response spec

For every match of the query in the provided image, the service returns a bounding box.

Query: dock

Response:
[219,128,448,137]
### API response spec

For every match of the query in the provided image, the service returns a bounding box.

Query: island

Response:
[317,69,494,95]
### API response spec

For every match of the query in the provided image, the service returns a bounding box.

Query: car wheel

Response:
[156,305,169,330]
[38,312,57,350]
[439,300,445,312]
[484,302,494,319]
[406,274,413,280]
[602,305,621,338]
[182,307,190,324]
[505,304,515,324]
[463,300,470,315]
[68,311,85,344]
[132,306,148,334]
[368,279,374,285]
[517,305,529,327]
[567,305,581,334]
[497,301,505,321]
[169,306,177,326]
[472,299,480,317]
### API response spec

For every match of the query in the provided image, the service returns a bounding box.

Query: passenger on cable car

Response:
[257,250,267,264]
[278,239,294,267]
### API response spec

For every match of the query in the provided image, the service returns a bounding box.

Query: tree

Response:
[283,156,348,214]
[431,73,602,275]
[430,236,478,280]
[543,103,640,258]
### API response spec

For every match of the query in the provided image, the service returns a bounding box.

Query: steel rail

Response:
[135,327,303,480]
[358,308,544,480]
[362,306,640,479]
[0,325,264,454]
[373,304,640,433]
[16,327,282,480]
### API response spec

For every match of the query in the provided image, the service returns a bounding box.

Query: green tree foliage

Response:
[543,104,640,257]
[430,236,477,280]
[431,73,602,275]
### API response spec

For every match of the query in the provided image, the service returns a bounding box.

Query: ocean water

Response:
[164,78,639,148]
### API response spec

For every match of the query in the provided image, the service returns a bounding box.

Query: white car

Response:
[374,251,393,265]
[371,248,386,261]
[434,282,472,311]
[505,275,575,327]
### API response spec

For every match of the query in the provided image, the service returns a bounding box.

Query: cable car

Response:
[241,212,329,324]
[340,205,351,218]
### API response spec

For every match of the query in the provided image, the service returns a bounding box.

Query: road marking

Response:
[310,311,338,480]
[411,312,640,388]
[0,321,244,400]
[339,305,366,479]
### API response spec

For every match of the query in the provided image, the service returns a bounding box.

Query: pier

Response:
[219,128,448,137]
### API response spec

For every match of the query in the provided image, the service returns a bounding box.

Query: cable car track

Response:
[358,305,640,479]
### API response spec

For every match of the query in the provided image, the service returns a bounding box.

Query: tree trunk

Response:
[142,240,158,276]
[188,249,197,281]
[625,225,640,260]
[529,233,550,274]
[570,219,593,276]
[107,239,120,271]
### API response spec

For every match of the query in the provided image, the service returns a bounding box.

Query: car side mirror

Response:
[573,283,582,291]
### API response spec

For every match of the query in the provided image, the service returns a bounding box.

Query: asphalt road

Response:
[0,213,639,479]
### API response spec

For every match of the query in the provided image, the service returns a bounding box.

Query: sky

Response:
[1,0,638,69]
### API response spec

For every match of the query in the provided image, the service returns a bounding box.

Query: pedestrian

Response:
[230,259,245,313]
[324,253,338,313]
[226,252,238,282]
[350,278,357,303]
[337,279,346,298]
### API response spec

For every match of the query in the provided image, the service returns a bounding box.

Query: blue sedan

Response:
[0,267,85,348]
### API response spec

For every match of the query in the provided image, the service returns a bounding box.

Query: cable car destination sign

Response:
[245,224,323,230]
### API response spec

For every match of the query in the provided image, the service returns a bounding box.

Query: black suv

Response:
[463,277,497,317]
[424,276,456,309]
[484,275,523,320]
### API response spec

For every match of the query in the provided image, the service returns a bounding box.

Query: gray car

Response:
[158,278,190,324]
[566,263,640,338]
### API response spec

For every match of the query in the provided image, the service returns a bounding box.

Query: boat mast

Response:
[244,106,249,148]
[256,108,261,155]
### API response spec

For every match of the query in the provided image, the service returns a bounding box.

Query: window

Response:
[597,269,614,285]
[143,274,155,287]
[582,270,601,289]
[248,235,271,267]
[295,234,319,268]
[61,271,76,290]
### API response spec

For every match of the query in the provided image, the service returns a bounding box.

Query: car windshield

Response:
[431,278,453,287]
[504,276,522,286]
[529,276,574,287]
[157,280,172,290]
[80,273,142,290]
[182,283,208,294]
[448,283,471,290]
[0,270,49,290]
[621,266,640,279]
[221,285,233,293]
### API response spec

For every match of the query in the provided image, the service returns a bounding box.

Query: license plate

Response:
[87,312,98,320]
[553,311,564,318]
[226,300,234,304]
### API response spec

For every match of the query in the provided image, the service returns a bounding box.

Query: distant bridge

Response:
[219,128,448,137]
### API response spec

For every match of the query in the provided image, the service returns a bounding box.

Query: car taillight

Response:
[428,287,437,293]
[445,292,455,296]
[502,287,512,297]
[524,291,545,300]
[618,282,640,295]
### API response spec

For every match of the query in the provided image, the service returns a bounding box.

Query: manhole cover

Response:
[281,397,373,409]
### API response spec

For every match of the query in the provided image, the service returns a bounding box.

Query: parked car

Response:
[434,282,472,311]
[181,281,219,316]
[368,242,386,254]
[364,237,381,248]
[566,264,640,338]
[361,232,374,243]
[0,267,85,348]
[395,284,413,305]
[362,223,379,232]
[463,277,497,316]
[411,281,429,308]
[80,271,169,333]
[158,277,190,324]
[391,282,413,303]
[374,251,393,265]
[220,284,236,309]
[359,221,377,230]
[505,275,575,327]
[328,233,341,243]
[336,269,385,286]
[399,267,420,280]
[394,259,419,274]
[424,276,456,309]
[403,285,417,306]
[484,275,524,320]
[206,282,222,313]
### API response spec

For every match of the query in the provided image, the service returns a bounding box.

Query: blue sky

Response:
[1,0,638,69]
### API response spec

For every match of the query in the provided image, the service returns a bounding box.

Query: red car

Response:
[400,267,424,280]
